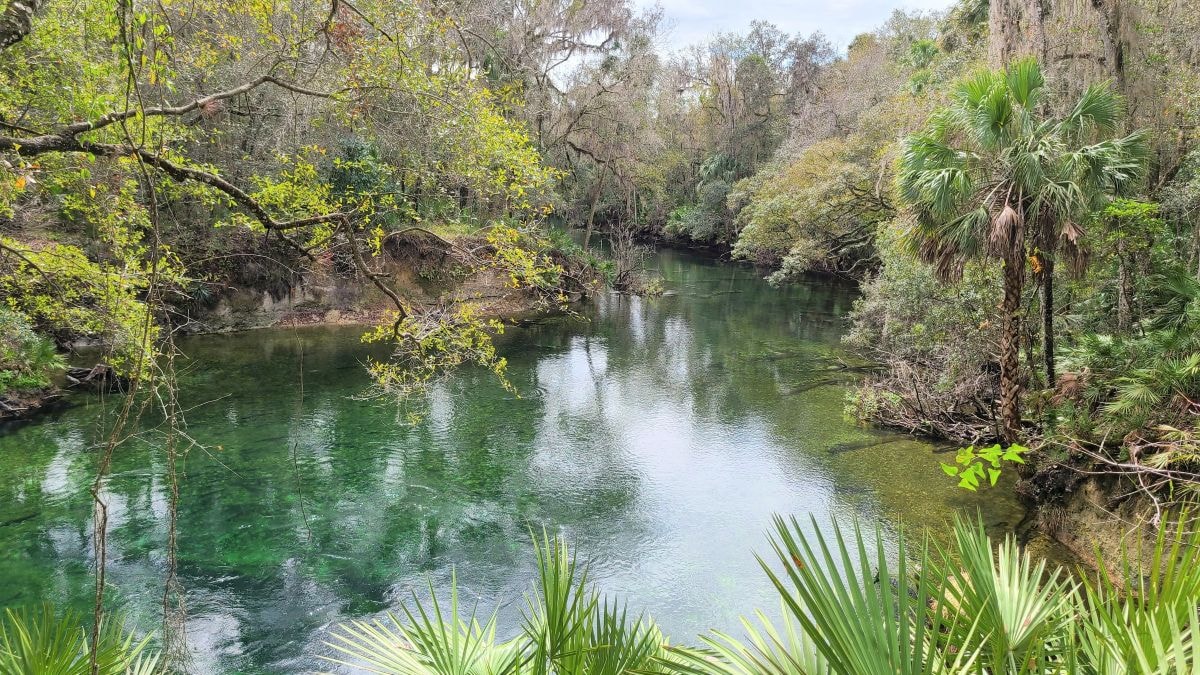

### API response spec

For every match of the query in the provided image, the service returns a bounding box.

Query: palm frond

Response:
[1060,81,1122,137]
[1077,518,1200,672]
[0,605,160,675]
[667,607,829,675]
[1004,57,1045,111]
[760,515,980,675]
[523,529,598,672]
[933,515,1073,670]
[324,578,523,675]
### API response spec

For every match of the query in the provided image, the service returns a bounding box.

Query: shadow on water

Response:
[0,249,1036,673]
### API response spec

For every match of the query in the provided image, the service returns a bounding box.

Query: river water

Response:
[0,249,1028,673]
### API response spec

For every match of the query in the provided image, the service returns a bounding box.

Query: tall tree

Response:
[898,58,1146,440]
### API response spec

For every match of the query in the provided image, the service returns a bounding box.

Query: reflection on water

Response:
[0,249,1026,673]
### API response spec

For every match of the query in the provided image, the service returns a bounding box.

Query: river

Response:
[0,248,1029,673]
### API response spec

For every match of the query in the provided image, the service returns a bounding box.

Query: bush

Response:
[0,308,65,396]
[844,221,1001,440]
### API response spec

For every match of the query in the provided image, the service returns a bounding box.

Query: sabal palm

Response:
[897,57,1147,441]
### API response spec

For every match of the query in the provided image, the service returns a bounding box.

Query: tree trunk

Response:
[1087,0,1129,99]
[631,186,638,229]
[1117,237,1132,332]
[0,0,39,50]
[582,167,607,251]
[999,249,1026,443]
[1194,227,1200,282]
[988,0,1047,67]
[1040,253,1056,389]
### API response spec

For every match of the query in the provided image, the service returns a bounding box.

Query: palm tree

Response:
[897,57,1147,441]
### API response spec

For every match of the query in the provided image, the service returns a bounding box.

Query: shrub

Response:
[0,308,65,396]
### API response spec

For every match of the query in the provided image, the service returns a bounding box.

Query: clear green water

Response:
[0,249,1028,673]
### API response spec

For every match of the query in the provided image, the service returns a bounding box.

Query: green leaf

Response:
[955,445,977,466]
[1001,444,1028,463]
[977,444,1003,465]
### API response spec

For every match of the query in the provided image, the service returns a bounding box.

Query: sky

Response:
[637,0,957,52]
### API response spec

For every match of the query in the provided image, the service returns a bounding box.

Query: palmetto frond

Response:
[1004,58,1045,111]
[327,531,671,675]
[668,607,829,675]
[321,517,1200,675]
[1075,519,1200,672]
[524,530,599,673]
[758,515,979,675]
[932,515,1074,670]
[324,580,524,675]
[1059,81,1123,138]
[0,605,160,675]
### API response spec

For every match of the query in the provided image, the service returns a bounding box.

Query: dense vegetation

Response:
[4,0,1194,473]
[530,0,1200,524]
[2,0,1200,670]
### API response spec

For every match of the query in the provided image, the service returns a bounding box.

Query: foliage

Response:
[897,58,1146,281]
[0,237,165,377]
[326,515,1200,674]
[1058,270,1200,437]
[722,6,954,276]
[665,202,724,244]
[486,226,565,296]
[362,304,513,418]
[896,56,1146,440]
[731,135,891,277]
[325,531,669,675]
[939,443,1029,490]
[0,307,64,395]
[0,605,160,675]
[845,221,1001,441]
[0,0,573,408]
[741,515,975,674]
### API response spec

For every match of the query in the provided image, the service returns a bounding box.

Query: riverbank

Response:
[0,228,602,422]
[176,254,563,334]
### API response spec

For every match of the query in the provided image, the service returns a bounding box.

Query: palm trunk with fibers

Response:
[1040,252,1056,388]
[999,248,1026,443]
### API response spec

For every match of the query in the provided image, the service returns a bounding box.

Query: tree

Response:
[0,0,569,394]
[898,58,1146,441]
